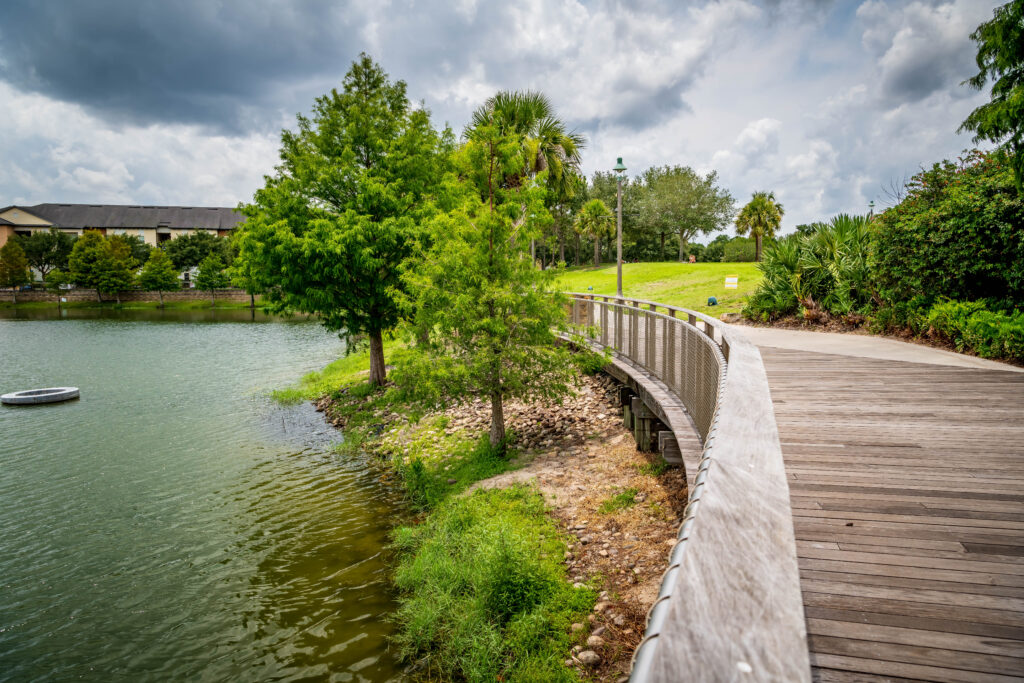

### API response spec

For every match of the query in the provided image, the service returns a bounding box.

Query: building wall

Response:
[0,226,13,248]
[0,208,52,226]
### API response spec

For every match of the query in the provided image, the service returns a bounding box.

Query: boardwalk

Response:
[760,343,1024,682]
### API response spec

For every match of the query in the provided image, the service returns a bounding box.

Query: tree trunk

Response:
[575,233,581,266]
[368,329,386,386]
[210,290,215,308]
[96,289,102,303]
[559,229,566,264]
[593,237,601,267]
[755,233,763,262]
[12,288,16,305]
[115,292,121,305]
[158,290,164,308]
[250,292,255,310]
[678,231,686,262]
[660,232,665,261]
[489,390,505,450]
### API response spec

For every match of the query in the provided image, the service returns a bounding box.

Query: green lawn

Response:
[555,262,762,315]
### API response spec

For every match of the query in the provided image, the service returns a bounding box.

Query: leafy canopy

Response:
[235,54,445,383]
[637,166,735,259]
[395,96,582,448]
[164,231,232,272]
[138,248,181,293]
[0,240,31,290]
[15,229,75,279]
[194,254,230,292]
[959,0,1024,191]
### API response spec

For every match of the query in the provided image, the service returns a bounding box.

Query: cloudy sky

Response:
[0,0,1000,233]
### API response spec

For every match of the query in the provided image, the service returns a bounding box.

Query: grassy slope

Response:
[555,261,762,315]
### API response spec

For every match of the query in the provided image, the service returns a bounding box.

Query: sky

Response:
[0,0,1002,234]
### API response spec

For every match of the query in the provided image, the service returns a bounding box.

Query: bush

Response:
[392,486,595,682]
[926,300,1024,361]
[743,214,874,321]
[873,150,1024,309]
[722,236,756,262]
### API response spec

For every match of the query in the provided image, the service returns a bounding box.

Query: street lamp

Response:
[612,157,627,297]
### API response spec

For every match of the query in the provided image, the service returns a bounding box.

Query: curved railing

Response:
[566,294,810,683]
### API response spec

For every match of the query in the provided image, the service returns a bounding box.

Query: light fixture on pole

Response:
[612,157,627,298]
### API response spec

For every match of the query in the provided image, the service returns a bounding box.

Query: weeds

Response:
[634,461,671,477]
[392,486,595,682]
[598,487,639,514]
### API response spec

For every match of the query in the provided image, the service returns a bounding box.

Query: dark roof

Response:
[0,216,12,225]
[17,203,245,230]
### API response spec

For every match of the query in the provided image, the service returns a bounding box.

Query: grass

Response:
[555,261,762,315]
[598,487,640,514]
[634,461,671,477]
[0,299,256,310]
[270,342,403,404]
[392,485,596,682]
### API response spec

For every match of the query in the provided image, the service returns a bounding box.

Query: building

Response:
[0,203,245,248]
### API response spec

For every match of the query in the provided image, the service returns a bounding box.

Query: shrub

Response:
[392,486,595,682]
[743,214,874,321]
[926,300,1024,361]
[722,237,756,262]
[872,149,1024,309]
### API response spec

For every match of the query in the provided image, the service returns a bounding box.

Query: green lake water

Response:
[0,309,407,682]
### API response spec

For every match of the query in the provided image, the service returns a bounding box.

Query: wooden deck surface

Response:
[760,347,1024,682]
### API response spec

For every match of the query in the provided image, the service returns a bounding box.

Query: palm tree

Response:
[574,199,613,267]
[736,191,784,262]
[469,90,584,193]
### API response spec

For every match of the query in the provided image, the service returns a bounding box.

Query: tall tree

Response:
[0,241,31,303]
[396,111,579,450]
[959,0,1024,191]
[735,191,784,262]
[574,199,614,267]
[638,166,735,261]
[68,231,110,302]
[194,255,230,307]
[235,54,445,385]
[16,229,76,280]
[138,248,181,307]
[94,236,136,304]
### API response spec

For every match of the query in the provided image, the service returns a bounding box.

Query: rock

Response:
[587,614,597,623]
[594,601,611,613]
[598,549,608,557]
[447,478,457,484]
[577,650,601,667]
[570,622,584,632]
[586,635,604,648]
[592,625,606,637]
[613,614,626,627]
[565,659,574,667]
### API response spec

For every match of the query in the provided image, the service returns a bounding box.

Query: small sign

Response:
[724,275,739,289]
[60,297,67,302]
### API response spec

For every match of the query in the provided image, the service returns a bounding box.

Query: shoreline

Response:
[299,353,685,681]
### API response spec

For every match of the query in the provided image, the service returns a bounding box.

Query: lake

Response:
[0,309,407,681]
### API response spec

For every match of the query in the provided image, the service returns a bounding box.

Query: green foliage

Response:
[194,255,229,292]
[722,236,756,262]
[69,230,136,301]
[15,228,75,279]
[138,248,181,301]
[959,0,1024,191]
[392,486,595,682]
[635,461,671,477]
[701,234,731,263]
[44,269,68,298]
[399,433,513,510]
[598,487,639,514]
[163,231,232,272]
[735,191,784,262]
[112,234,152,267]
[744,214,874,321]
[873,150,1024,308]
[926,300,1024,362]
[636,165,735,261]
[235,54,445,385]
[0,240,31,291]
[574,198,613,266]
[396,95,581,448]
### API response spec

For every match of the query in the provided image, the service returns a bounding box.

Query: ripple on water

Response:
[0,316,408,682]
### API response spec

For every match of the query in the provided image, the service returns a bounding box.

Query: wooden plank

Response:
[798,557,1024,588]
[806,618,1024,657]
[808,635,1024,678]
[810,653,1023,683]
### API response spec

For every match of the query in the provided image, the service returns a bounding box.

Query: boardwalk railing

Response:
[566,293,810,682]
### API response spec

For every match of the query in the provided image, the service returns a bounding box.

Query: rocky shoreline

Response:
[316,372,689,681]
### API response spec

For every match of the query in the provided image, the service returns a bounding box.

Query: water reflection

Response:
[0,306,313,323]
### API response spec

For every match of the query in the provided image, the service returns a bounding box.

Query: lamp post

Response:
[612,157,627,297]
